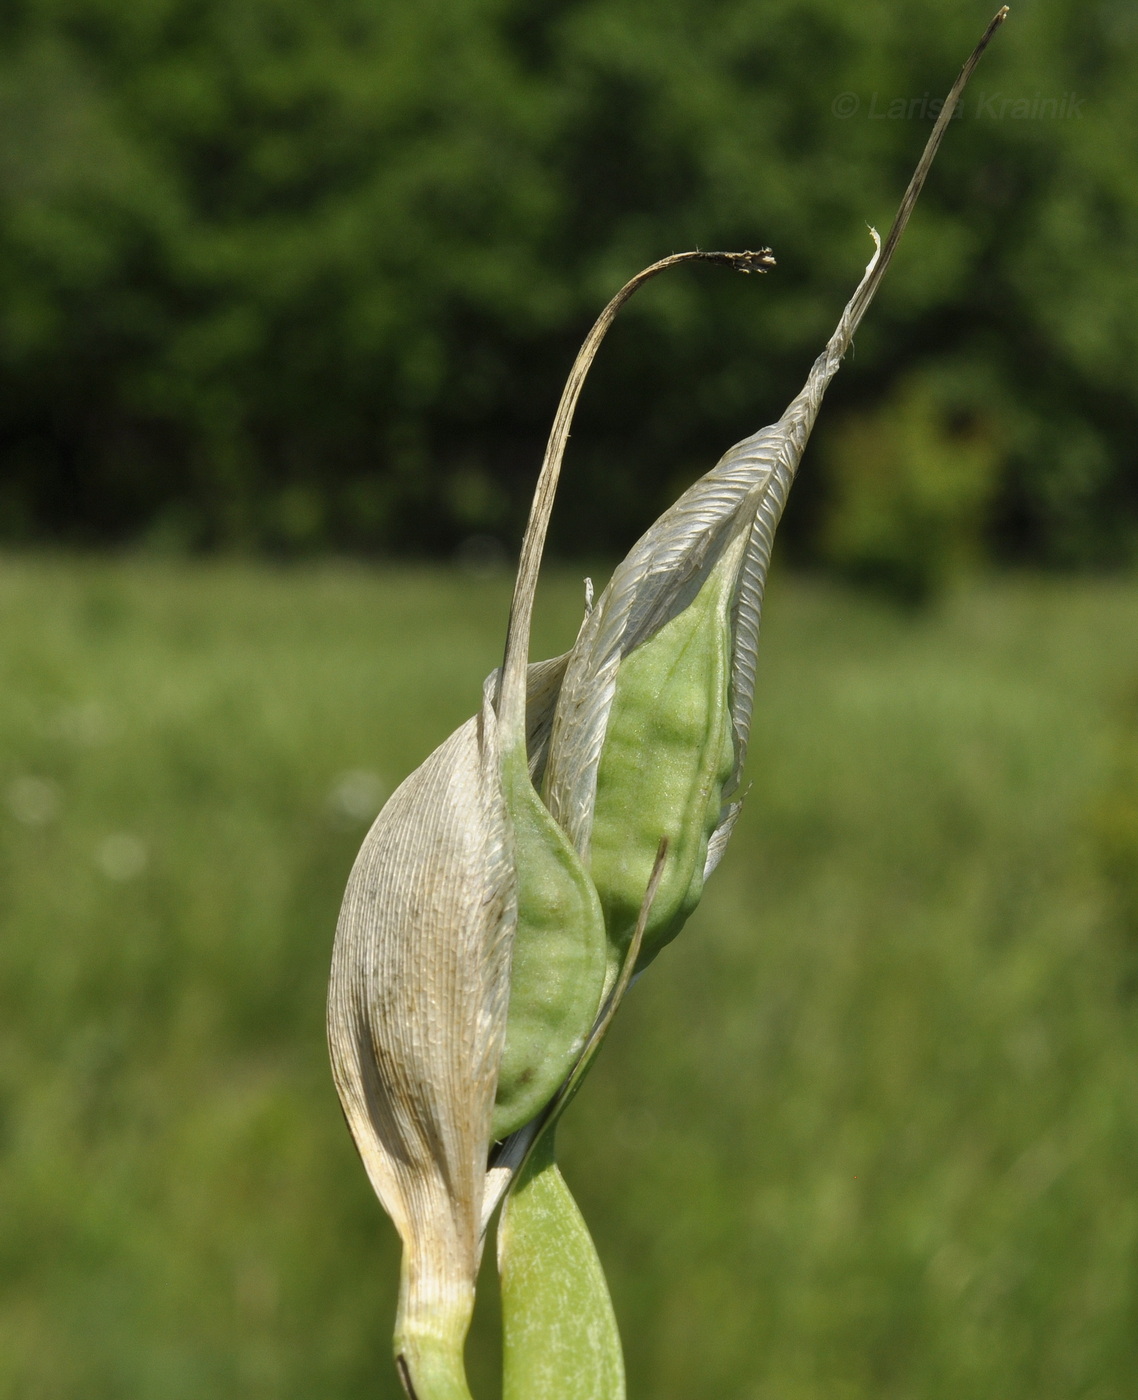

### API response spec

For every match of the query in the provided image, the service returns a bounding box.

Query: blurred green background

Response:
[2,556,1138,1399]
[3,0,1138,1396]
[0,0,1136,578]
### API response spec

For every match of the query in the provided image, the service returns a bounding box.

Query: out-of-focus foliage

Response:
[1089,686,1138,991]
[3,557,1138,1398]
[0,0,1136,565]
[817,367,1002,603]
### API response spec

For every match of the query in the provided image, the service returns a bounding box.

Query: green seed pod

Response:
[543,12,1008,970]
[490,843,667,1400]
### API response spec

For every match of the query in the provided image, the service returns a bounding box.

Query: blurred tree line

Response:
[0,0,1136,585]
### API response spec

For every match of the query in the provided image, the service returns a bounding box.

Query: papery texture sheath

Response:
[328,686,514,1399]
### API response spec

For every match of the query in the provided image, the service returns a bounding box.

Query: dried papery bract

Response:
[543,8,1009,972]
[328,689,513,1400]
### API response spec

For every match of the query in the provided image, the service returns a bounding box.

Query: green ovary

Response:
[588,540,739,970]
[493,747,608,1141]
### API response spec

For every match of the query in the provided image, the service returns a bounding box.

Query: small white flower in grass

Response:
[6,776,61,826]
[96,833,148,881]
[328,770,388,823]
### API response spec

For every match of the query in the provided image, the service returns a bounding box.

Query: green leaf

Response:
[498,1131,625,1400]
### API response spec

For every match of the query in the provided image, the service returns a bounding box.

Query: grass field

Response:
[1,555,1137,1400]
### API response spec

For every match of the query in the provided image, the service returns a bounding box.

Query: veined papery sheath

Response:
[328,685,514,1400]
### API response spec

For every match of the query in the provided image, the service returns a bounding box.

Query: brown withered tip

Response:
[733,248,778,274]
[699,248,777,275]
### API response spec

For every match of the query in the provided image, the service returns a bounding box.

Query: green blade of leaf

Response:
[498,1129,625,1400]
